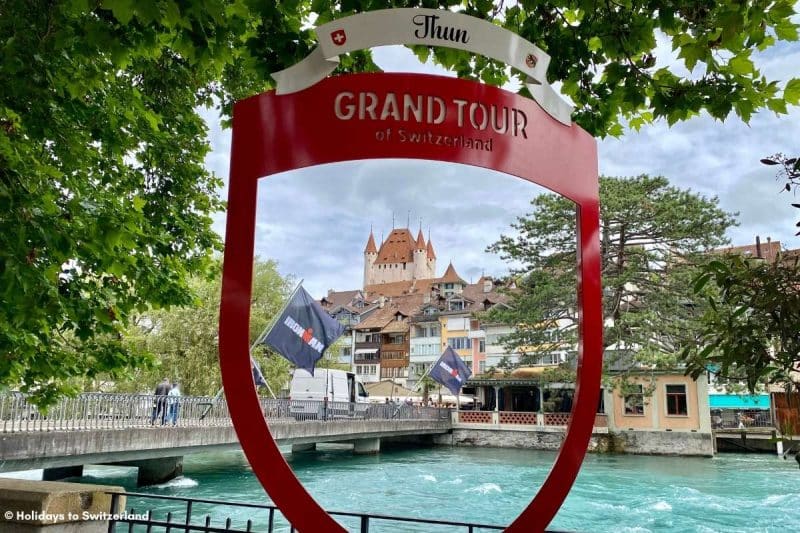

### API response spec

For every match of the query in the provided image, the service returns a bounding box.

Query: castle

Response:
[363,228,437,288]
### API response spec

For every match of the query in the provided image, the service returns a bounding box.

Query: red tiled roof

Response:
[354,307,396,330]
[426,239,437,260]
[439,262,466,284]
[375,228,416,265]
[381,320,410,334]
[415,229,426,250]
[715,239,782,263]
[365,278,438,298]
[364,231,378,254]
[321,289,362,309]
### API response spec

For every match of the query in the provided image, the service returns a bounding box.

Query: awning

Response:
[709,394,770,409]
[355,348,378,355]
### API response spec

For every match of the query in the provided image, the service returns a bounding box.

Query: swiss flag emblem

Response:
[330,29,347,46]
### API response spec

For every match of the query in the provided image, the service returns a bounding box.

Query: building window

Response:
[624,385,644,415]
[342,347,352,357]
[666,384,688,416]
[479,361,486,373]
[534,353,563,366]
[388,334,405,344]
[479,340,485,353]
[449,299,464,311]
[448,337,471,350]
[356,365,362,374]
[362,333,379,343]
[444,283,454,290]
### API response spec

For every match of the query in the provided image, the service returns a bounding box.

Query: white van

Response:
[289,369,369,420]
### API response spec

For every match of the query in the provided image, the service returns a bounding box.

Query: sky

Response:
[204,33,800,299]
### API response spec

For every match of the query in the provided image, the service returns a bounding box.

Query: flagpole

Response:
[249,278,304,400]
[206,279,305,408]
[411,359,436,392]
[252,278,304,347]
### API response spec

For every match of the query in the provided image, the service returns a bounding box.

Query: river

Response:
[6,446,800,531]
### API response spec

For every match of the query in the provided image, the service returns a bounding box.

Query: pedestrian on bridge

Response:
[151,378,171,426]
[168,382,181,426]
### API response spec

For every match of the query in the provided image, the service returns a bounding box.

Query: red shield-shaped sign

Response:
[330,29,347,46]
[219,72,601,532]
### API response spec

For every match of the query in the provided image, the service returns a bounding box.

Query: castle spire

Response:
[415,228,426,250]
[364,229,377,254]
[426,234,437,259]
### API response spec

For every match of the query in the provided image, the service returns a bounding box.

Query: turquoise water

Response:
[12,446,800,532]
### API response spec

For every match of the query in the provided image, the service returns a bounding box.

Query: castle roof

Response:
[364,231,378,254]
[375,228,416,264]
[426,238,437,260]
[415,229,426,250]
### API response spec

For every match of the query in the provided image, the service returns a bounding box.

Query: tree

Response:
[407,0,800,136]
[487,175,736,374]
[3,2,795,405]
[761,153,800,234]
[683,253,800,394]
[119,259,294,396]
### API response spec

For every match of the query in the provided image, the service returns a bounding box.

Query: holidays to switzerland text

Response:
[4,510,149,522]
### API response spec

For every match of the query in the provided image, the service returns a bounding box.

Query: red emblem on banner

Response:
[525,53,538,68]
[220,72,601,532]
[330,29,346,46]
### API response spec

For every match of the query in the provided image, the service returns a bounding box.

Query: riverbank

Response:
[442,425,715,456]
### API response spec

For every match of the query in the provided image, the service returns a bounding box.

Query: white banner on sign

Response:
[271,8,573,125]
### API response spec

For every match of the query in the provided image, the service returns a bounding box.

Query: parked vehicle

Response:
[289,369,369,420]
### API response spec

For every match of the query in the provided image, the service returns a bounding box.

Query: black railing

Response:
[107,492,505,532]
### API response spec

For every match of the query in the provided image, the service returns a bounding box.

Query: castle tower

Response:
[426,232,437,278]
[363,229,378,288]
[413,229,427,280]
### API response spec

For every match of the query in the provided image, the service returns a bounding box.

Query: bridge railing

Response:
[0,393,449,432]
[0,392,233,433]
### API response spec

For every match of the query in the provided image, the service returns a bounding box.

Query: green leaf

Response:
[775,20,799,41]
[588,36,602,53]
[103,0,136,25]
[729,55,754,76]
[785,78,800,105]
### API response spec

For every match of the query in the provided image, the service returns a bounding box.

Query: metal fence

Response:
[0,393,448,433]
[710,408,774,429]
[107,491,506,533]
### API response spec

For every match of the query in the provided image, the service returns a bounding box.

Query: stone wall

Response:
[440,427,714,457]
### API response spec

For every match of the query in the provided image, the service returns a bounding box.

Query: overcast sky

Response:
[204,37,800,299]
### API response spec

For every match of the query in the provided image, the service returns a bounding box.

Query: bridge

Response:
[0,393,451,485]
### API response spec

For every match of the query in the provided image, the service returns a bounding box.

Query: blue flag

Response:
[429,346,472,396]
[261,285,345,374]
[250,356,267,387]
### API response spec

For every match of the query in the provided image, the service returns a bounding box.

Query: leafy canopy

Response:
[2,1,795,404]
[486,175,736,375]
[120,259,295,396]
[683,254,800,393]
